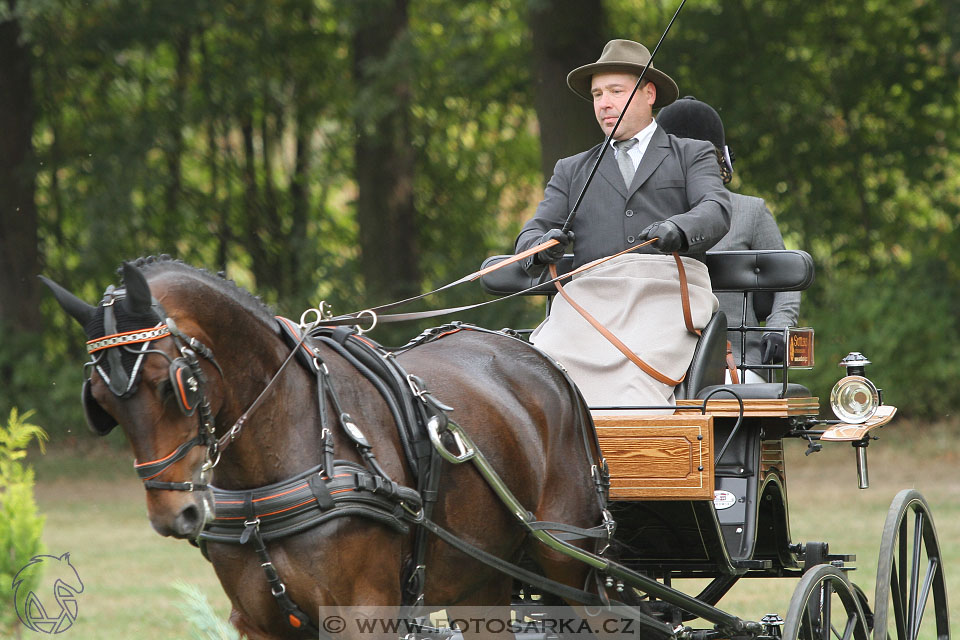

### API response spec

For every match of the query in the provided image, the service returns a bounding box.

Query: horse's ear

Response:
[39,276,96,327]
[122,262,153,314]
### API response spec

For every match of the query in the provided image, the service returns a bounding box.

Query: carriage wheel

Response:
[782,564,870,640]
[873,489,950,640]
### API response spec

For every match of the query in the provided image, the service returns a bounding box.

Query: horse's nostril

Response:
[174,503,202,537]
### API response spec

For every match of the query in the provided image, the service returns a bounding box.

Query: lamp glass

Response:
[830,375,879,424]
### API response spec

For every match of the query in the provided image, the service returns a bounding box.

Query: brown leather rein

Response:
[549,247,700,387]
[322,236,672,328]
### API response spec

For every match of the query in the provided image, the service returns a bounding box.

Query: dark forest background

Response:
[2,0,959,437]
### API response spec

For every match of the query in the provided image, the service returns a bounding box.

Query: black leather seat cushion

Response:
[695,383,812,400]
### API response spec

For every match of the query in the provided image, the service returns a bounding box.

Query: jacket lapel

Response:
[628,126,669,195]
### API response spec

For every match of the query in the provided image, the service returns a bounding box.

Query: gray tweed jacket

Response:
[515,125,731,273]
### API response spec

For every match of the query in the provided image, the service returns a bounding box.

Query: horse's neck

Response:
[211,319,323,488]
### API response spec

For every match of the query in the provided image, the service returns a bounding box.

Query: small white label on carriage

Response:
[713,490,737,510]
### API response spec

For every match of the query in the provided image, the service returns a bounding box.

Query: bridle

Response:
[85,285,224,492]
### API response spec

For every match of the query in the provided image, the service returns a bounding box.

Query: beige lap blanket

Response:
[531,254,718,412]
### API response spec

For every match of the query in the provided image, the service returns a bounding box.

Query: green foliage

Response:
[172,581,241,640]
[0,409,48,634]
[9,0,960,419]
[799,257,960,419]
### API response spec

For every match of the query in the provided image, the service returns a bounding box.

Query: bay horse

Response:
[43,256,608,639]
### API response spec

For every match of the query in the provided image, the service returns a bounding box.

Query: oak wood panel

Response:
[593,414,714,500]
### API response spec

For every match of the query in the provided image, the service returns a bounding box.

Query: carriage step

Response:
[730,559,773,570]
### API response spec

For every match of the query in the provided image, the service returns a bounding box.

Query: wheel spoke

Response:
[821,580,833,640]
[911,557,939,640]
[907,509,923,640]
[839,611,857,640]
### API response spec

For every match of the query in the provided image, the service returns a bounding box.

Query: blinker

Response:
[170,352,205,417]
[82,378,118,436]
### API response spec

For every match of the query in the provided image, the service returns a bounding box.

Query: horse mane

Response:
[122,255,277,327]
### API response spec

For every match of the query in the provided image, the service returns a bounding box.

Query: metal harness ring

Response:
[355,309,378,335]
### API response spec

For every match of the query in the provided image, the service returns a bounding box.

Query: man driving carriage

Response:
[514,39,731,409]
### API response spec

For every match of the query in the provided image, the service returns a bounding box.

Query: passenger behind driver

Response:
[656,97,800,383]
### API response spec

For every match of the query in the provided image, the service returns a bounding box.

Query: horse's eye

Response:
[156,377,175,402]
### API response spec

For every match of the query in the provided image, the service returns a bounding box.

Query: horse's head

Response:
[42,260,222,539]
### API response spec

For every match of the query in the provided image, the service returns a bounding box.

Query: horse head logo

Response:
[12,553,84,634]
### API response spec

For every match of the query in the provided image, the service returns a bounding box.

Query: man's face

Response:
[591,72,656,140]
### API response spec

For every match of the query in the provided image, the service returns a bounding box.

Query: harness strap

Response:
[134,435,204,481]
[412,515,605,606]
[526,520,612,541]
[672,252,700,337]
[725,340,741,384]
[242,519,323,637]
[143,480,206,492]
[315,334,422,476]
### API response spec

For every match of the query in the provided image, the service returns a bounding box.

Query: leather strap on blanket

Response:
[548,253,700,387]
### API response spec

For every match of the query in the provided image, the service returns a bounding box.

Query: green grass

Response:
[678,419,960,639]
[14,421,960,638]
[25,442,231,639]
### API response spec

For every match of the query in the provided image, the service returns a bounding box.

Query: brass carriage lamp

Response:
[830,352,880,424]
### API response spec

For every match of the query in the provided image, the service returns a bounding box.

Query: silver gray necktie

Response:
[614,138,638,187]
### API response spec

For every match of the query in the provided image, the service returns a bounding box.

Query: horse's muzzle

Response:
[150,488,214,540]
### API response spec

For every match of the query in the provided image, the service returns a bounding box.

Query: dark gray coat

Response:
[515,125,731,273]
[714,192,801,366]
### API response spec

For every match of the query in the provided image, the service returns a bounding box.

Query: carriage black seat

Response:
[674,311,727,400]
[695,382,811,400]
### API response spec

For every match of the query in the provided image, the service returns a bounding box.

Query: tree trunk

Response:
[529,0,606,183]
[0,0,41,333]
[164,28,191,247]
[352,0,419,303]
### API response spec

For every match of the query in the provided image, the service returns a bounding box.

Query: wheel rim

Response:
[873,490,950,640]
[784,564,871,640]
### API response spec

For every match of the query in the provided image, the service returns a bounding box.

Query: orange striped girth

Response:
[198,461,422,545]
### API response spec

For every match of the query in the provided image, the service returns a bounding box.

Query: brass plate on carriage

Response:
[788,327,815,368]
[592,414,714,501]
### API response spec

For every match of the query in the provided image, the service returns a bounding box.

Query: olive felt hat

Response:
[566,39,679,109]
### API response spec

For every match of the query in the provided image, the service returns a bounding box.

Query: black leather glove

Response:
[640,220,687,253]
[534,228,574,265]
[760,332,785,364]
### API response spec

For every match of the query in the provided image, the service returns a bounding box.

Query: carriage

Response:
[43,249,949,640]
[476,249,950,640]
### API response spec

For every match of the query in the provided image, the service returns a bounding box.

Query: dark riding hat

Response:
[657,96,735,182]
[656,95,725,148]
[566,39,679,109]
